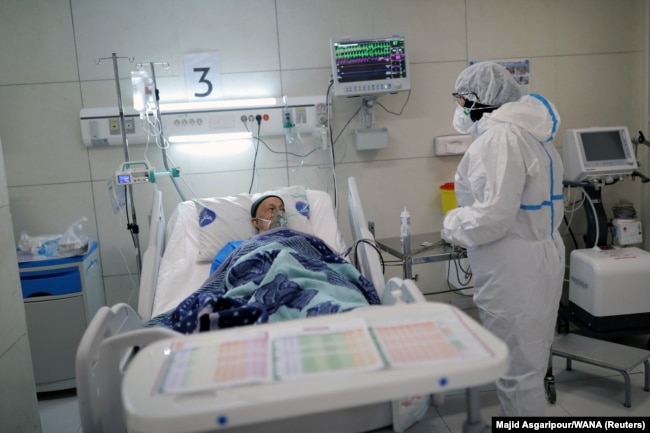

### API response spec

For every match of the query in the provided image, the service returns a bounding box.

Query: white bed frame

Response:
[75,178,475,433]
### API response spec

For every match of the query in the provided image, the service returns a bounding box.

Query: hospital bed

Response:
[76,179,509,433]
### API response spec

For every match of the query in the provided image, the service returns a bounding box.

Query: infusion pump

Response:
[116,170,150,185]
[115,161,179,185]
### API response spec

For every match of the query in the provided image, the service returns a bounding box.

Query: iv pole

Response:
[96,53,142,276]
[137,61,187,201]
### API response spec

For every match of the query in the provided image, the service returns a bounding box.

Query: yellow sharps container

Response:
[440,182,457,214]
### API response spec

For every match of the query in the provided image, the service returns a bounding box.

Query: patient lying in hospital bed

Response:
[137,185,355,320]
[145,189,380,334]
[147,227,380,333]
[76,181,458,433]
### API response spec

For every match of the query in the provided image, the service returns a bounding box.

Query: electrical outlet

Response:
[108,117,136,135]
[109,118,120,135]
[295,107,307,124]
[123,118,136,134]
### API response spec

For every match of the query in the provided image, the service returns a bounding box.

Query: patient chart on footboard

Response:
[154,309,494,396]
[124,303,509,433]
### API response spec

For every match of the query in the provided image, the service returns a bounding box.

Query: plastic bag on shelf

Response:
[57,217,90,256]
[16,217,90,260]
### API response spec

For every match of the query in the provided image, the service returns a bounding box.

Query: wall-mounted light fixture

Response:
[159,98,278,113]
[167,131,253,143]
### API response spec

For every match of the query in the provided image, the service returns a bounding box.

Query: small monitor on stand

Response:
[563,126,637,182]
[562,126,638,247]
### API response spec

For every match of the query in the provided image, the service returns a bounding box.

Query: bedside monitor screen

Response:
[330,34,410,97]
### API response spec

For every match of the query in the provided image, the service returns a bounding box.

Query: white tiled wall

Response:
[0,138,41,432]
[0,0,647,310]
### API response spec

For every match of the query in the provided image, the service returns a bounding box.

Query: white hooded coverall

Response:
[442,88,565,416]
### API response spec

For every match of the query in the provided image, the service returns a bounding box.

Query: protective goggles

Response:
[452,91,497,115]
[452,91,480,105]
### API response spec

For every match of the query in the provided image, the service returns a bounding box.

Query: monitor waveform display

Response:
[334,39,407,83]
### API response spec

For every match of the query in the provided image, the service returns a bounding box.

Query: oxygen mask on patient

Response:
[258,209,287,230]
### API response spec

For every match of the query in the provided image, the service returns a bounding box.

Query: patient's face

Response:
[252,197,285,232]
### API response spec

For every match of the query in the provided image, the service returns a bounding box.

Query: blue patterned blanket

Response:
[147,228,380,333]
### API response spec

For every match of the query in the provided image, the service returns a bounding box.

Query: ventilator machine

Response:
[563,125,650,334]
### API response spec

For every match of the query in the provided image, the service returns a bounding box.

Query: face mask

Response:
[452,105,475,134]
[258,209,287,230]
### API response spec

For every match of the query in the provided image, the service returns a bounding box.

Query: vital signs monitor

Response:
[330,34,410,97]
[563,126,637,182]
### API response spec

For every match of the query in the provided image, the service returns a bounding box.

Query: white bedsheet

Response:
[151,189,346,317]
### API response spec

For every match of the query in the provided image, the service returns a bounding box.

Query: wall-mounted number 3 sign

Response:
[192,67,212,97]
[184,52,222,101]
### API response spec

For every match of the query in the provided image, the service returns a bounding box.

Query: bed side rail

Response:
[138,189,165,320]
[97,325,177,433]
[76,303,143,433]
[76,303,176,433]
[347,177,386,297]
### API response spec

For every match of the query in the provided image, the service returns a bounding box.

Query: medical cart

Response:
[374,232,457,280]
[19,242,105,392]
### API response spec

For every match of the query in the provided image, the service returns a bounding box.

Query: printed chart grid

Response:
[157,333,270,394]
[373,322,460,366]
[273,326,383,379]
[154,312,492,395]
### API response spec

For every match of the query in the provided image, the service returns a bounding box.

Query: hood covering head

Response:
[487,94,561,143]
[455,62,522,107]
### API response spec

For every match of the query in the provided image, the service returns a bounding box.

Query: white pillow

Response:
[194,186,315,263]
[252,185,314,236]
[193,195,256,262]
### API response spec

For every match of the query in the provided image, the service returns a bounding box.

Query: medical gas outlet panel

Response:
[80,96,328,147]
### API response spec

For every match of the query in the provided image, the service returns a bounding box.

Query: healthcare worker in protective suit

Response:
[442,62,565,416]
